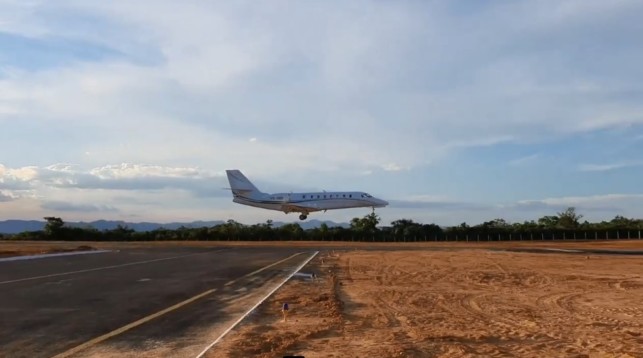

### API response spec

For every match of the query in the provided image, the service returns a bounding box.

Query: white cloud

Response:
[578,161,643,172]
[0,163,227,197]
[41,201,118,213]
[88,163,205,179]
[516,194,643,208]
[381,163,409,172]
[0,164,39,181]
[508,154,540,166]
[0,190,16,202]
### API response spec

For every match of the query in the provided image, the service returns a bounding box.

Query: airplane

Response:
[226,169,388,220]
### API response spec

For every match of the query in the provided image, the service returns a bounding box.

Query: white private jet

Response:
[226,170,388,220]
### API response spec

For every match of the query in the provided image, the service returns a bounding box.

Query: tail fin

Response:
[226,170,261,195]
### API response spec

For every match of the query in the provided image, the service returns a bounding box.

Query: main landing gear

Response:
[299,214,308,220]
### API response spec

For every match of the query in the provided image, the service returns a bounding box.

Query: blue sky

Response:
[1,0,643,226]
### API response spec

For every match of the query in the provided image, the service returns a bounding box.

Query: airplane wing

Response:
[281,202,322,214]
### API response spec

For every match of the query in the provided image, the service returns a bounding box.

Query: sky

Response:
[1,0,643,226]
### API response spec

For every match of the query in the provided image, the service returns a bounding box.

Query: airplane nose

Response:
[375,198,389,207]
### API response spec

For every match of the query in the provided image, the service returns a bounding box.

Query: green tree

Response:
[537,215,560,228]
[557,207,583,229]
[43,217,65,237]
[479,218,510,229]
[279,223,304,240]
[391,219,423,237]
[350,212,381,232]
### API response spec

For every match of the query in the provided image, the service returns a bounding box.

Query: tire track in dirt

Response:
[216,249,643,357]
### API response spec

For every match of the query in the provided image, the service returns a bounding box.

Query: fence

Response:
[309,230,643,242]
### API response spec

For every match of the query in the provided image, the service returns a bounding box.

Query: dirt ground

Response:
[214,247,643,358]
[0,243,98,257]
[2,238,643,256]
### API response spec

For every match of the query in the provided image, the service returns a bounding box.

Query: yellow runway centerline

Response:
[52,288,217,358]
[52,251,307,357]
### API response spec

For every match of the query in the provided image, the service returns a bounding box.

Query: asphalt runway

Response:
[0,247,312,358]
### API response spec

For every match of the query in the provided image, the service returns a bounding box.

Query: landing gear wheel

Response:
[299,214,308,220]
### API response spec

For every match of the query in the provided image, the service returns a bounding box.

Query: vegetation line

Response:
[2,207,642,242]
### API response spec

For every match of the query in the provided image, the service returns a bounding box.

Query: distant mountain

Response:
[289,219,350,230]
[70,220,227,232]
[0,220,46,234]
[0,219,349,234]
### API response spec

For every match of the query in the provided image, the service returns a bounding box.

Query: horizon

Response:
[1,1,643,226]
[0,206,637,229]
